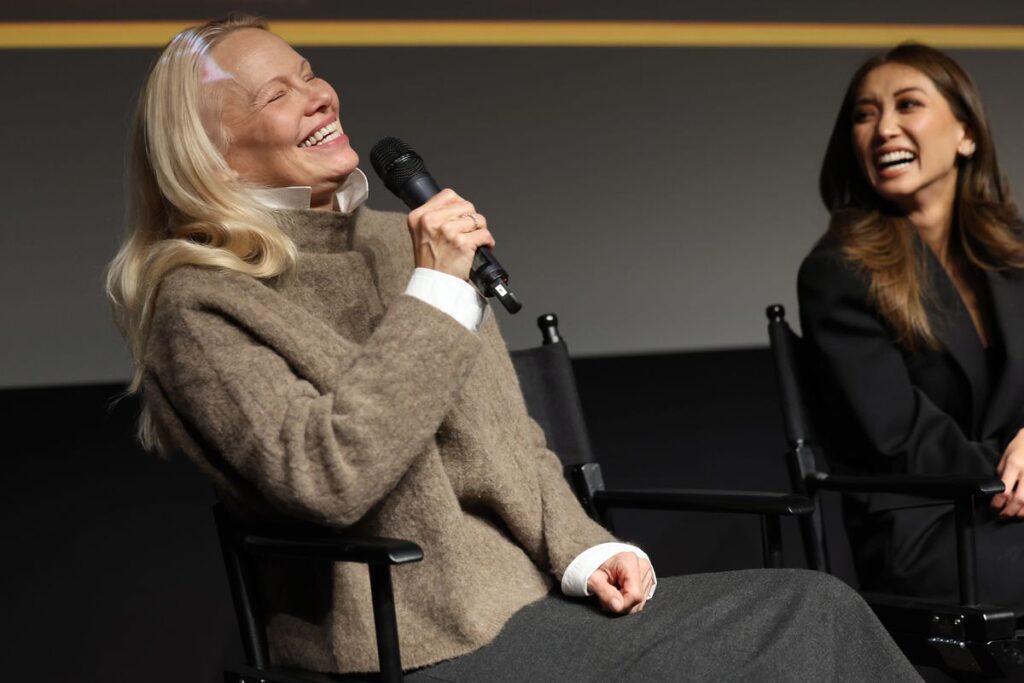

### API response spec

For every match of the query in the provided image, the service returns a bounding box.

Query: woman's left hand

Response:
[992,428,1024,518]
[587,552,655,615]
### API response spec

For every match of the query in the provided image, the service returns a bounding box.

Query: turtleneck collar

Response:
[251,168,369,214]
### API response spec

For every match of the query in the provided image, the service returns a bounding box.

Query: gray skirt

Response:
[405,568,920,682]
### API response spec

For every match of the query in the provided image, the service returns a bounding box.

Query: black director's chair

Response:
[766,304,1024,680]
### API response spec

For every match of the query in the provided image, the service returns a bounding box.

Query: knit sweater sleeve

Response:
[146,269,483,528]
[526,418,619,578]
[475,323,618,577]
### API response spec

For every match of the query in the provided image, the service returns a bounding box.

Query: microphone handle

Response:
[399,174,522,314]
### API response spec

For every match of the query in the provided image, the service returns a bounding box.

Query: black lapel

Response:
[982,267,1024,437]
[922,246,990,434]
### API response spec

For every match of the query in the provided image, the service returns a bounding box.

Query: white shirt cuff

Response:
[405,268,488,332]
[560,542,657,600]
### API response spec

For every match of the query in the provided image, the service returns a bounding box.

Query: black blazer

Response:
[797,234,1024,516]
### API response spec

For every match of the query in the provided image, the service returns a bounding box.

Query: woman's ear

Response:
[958,133,977,159]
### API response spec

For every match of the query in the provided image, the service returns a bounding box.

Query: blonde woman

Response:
[800,43,1024,609]
[109,15,917,680]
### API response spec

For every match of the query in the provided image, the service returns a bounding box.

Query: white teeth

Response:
[299,120,341,148]
[878,150,916,165]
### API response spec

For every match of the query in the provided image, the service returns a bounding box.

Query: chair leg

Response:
[760,515,784,568]
[953,496,979,605]
[368,564,404,683]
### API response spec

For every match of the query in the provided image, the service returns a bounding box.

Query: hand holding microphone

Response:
[370,137,522,314]
[406,189,494,284]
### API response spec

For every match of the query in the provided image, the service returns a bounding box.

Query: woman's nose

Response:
[303,80,331,114]
[876,108,899,140]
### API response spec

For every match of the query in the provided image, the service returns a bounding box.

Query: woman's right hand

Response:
[993,428,1024,518]
[407,189,495,280]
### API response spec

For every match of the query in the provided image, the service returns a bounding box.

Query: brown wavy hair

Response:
[820,43,1024,350]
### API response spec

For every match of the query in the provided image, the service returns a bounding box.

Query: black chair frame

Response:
[766,303,1023,679]
[216,313,814,683]
[214,503,421,683]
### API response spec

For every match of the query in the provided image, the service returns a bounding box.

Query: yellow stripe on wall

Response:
[2,20,1024,50]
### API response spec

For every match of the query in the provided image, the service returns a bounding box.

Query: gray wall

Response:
[5,31,1024,387]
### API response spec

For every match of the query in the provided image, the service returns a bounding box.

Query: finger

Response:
[431,213,485,243]
[999,434,1024,475]
[999,476,1023,519]
[420,206,474,235]
[1000,465,1019,496]
[640,569,655,599]
[422,188,462,209]
[994,464,1018,512]
[430,199,477,223]
[445,212,487,234]
[629,582,650,615]
[462,229,497,253]
[408,189,460,224]
[614,559,646,611]
[588,572,626,613]
[1001,497,1023,519]
[409,196,475,231]
[454,228,495,253]
[1003,479,1019,516]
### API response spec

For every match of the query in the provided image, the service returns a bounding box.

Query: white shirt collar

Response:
[250,168,370,215]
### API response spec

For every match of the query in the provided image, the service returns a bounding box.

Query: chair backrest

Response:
[509,314,608,522]
[508,314,596,467]
[765,304,830,572]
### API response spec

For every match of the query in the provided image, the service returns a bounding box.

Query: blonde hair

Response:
[820,43,1024,350]
[106,14,298,450]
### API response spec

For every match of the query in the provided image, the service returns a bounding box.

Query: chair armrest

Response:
[811,473,1004,499]
[593,488,813,516]
[241,533,423,566]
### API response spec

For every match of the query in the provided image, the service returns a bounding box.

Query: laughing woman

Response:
[799,43,1024,608]
[107,15,918,681]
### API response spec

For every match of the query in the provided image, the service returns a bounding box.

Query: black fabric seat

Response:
[765,303,1024,680]
[216,313,814,683]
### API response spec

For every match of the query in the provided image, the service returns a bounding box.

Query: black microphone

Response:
[369,136,522,314]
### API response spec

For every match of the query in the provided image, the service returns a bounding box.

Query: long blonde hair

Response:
[820,43,1024,350]
[106,14,297,450]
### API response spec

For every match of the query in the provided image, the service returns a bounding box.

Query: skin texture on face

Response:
[207,28,359,209]
[851,62,973,215]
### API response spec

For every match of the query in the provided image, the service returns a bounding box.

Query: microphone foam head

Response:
[370,137,428,194]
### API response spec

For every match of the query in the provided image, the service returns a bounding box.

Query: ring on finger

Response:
[461,213,479,229]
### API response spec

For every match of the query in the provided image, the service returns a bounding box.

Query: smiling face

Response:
[206,28,359,209]
[850,62,974,213]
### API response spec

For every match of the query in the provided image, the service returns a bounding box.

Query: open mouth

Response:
[876,150,916,172]
[299,120,342,148]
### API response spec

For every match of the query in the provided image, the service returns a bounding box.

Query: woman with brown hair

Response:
[799,43,1024,608]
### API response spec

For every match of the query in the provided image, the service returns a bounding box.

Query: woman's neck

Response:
[906,201,954,267]
[896,171,959,266]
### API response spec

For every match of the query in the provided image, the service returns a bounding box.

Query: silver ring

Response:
[462,213,479,229]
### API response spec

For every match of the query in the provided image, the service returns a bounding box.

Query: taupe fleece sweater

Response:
[142,206,616,674]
